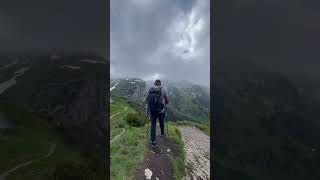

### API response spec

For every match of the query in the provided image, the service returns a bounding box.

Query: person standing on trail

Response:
[145,79,169,148]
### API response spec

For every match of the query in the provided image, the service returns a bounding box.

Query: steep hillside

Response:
[110,95,147,179]
[162,80,209,123]
[0,102,98,180]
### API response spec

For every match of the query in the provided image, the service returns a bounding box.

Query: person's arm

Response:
[163,89,169,104]
[145,89,150,104]
[164,95,169,104]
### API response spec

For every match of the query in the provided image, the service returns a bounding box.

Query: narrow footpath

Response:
[0,143,56,180]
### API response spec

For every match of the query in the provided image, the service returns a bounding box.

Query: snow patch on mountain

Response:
[110,82,119,91]
[80,59,106,64]
[0,67,30,95]
[60,65,80,70]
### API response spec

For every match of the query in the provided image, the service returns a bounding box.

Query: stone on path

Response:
[144,169,153,179]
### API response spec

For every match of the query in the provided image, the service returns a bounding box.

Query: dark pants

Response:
[150,111,165,144]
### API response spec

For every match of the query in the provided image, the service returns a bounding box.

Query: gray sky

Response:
[110,0,210,86]
[0,0,107,57]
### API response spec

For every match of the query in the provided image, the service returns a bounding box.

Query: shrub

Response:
[125,113,147,127]
[115,121,125,128]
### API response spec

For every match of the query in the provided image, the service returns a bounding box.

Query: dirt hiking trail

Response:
[110,107,127,119]
[133,133,178,180]
[110,107,128,143]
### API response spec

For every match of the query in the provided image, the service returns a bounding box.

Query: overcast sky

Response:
[0,0,107,57]
[110,0,210,86]
[214,0,320,80]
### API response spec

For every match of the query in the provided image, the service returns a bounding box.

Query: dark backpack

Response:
[148,87,164,113]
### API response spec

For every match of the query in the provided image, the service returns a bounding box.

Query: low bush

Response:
[125,113,147,127]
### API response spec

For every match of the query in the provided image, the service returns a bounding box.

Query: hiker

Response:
[145,79,169,148]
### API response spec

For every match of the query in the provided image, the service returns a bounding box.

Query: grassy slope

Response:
[110,96,135,140]
[0,101,84,180]
[110,96,147,180]
[167,122,185,180]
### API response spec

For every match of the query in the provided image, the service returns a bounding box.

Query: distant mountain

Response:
[110,78,210,123]
[110,78,146,104]
[214,59,320,180]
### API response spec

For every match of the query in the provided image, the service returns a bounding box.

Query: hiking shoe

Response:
[160,134,165,138]
[150,142,157,149]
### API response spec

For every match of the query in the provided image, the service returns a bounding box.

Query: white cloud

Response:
[171,0,209,61]
[143,72,162,81]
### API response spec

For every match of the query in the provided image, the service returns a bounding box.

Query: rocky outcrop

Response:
[111,78,146,105]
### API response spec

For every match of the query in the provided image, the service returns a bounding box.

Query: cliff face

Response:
[67,75,107,171]
[111,78,146,105]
